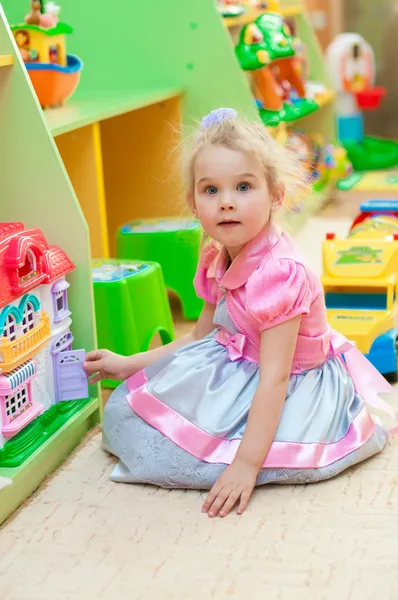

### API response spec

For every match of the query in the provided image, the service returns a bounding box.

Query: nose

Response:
[219,192,236,211]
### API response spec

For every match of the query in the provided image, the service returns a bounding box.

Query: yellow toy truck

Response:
[322,200,398,381]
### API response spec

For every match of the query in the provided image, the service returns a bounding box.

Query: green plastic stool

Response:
[92,259,175,388]
[117,217,203,320]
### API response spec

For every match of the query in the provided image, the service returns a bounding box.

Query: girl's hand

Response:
[83,350,139,383]
[202,459,258,518]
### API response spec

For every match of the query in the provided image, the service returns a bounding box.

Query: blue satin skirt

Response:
[102,331,388,489]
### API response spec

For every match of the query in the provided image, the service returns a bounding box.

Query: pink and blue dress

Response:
[102,224,392,488]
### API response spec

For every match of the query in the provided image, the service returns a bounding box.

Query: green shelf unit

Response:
[0,5,100,524]
[2,0,259,258]
[45,87,185,137]
[1,0,335,251]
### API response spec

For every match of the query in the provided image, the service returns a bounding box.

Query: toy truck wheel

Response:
[385,338,398,384]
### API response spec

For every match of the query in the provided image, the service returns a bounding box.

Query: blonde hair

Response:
[185,114,310,224]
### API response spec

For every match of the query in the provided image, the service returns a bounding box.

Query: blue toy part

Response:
[337,113,364,144]
[360,199,398,214]
[365,328,398,375]
[25,54,83,74]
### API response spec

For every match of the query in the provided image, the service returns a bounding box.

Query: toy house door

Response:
[54,349,89,402]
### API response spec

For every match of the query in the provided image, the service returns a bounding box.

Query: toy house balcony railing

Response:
[0,312,51,372]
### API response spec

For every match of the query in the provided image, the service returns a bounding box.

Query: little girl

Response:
[84,108,394,518]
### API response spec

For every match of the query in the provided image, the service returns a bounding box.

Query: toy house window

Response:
[49,44,60,64]
[3,314,17,342]
[4,385,31,423]
[18,248,38,284]
[51,332,74,355]
[52,280,71,324]
[22,301,35,334]
[56,291,64,312]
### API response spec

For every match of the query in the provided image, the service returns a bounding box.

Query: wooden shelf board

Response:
[0,396,100,525]
[223,5,302,28]
[45,87,183,136]
[0,54,13,67]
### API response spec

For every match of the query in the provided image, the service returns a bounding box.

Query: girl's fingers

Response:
[237,487,253,515]
[207,488,231,518]
[202,482,222,513]
[84,359,105,374]
[85,350,103,361]
[88,372,103,384]
[219,488,241,518]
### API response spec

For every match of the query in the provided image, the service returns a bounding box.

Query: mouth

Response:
[217,220,241,228]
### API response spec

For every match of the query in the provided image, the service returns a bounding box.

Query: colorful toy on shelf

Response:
[11,1,82,109]
[247,0,280,9]
[326,33,398,171]
[235,12,317,126]
[0,222,88,467]
[310,133,352,191]
[216,0,245,17]
[283,16,309,86]
[285,129,352,191]
[322,200,398,381]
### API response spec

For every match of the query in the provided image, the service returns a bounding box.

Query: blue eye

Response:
[237,182,250,192]
[205,186,218,195]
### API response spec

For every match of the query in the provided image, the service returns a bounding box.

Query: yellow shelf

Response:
[0,54,13,67]
[223,5,302,28]
[45,87,183,136]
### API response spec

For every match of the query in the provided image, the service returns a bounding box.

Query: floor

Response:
[1,190,398,600]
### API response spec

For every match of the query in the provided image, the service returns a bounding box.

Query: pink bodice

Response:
[194,224,332,372]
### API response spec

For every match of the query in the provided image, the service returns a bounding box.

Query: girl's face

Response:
[191,145,280,259]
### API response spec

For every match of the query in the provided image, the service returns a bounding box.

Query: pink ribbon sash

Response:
[216,327,398,432]
[331,331,398,432]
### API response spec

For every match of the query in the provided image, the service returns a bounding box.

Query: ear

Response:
[186,190,197,217]
[272,183,285,210]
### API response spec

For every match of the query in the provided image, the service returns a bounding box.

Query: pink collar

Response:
[207,223,281,290]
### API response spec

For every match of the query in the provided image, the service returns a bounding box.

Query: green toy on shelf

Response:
[117,217,203,321]
[92,259,175,389]
[235,12,318,126]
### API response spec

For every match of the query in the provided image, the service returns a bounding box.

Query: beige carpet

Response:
[1,214,398,600]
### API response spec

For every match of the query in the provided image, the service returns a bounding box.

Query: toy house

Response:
[12,21,69,64]
[10,2,83,108]
[0,222,88,454]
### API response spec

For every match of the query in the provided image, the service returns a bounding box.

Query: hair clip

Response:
[200,107,238,131]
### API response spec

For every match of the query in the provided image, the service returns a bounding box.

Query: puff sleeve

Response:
[193,240,219,304]
[246,259,312,330]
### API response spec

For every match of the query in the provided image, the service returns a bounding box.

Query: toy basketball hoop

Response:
[355,86,386,110]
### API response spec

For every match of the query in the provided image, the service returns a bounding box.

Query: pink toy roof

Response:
[0,222,75,309]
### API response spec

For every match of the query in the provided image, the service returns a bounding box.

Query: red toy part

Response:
[355,86,386,111]
[350,211,398,230]
[0,222,75,309]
